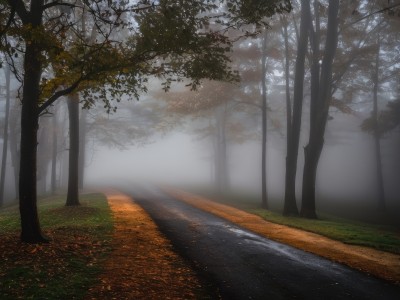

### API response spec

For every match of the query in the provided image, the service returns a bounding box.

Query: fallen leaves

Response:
[0,192,213,299]
[0,226,112,299]
[85,192,211,300]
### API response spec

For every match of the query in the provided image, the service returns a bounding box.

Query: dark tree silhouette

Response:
[300,0,340,218]
[283,0,310,216]
[0,0,291,243]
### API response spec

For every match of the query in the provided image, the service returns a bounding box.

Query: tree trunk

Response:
[282,15,292,156]
[300,0,340,219]
[9,102,20,200]
[373,123,386,212]
[51,106,58,194]
[300,133,323,219]
[78,108,87,189]
[66,94,80,206]
[19,38,48,243]
[261,29,268,209]
[283,0,311,216]
[212,132,217,188]
[214,106,229,194]
[0,65,11,206]
[37,121,51,195]
[372,35,386,212]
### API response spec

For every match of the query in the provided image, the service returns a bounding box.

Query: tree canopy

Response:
[0,0,292,112]
[0,0,292,243]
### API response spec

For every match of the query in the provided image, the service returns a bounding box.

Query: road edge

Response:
[164,187,400,285]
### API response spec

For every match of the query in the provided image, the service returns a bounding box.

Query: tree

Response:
[65,3,98,203]
[8,97,20,200]
[0,64,10,206]
[162,80,246,194]
[51,104,59,194]
[280,14,293,212]
[0,0,291,243]
[362,100,400,135]
[283,0,310,216]
[260,29,268,209]
[369,34,386,212]
[78,107,87,189]
[214,104,230,193]
[360,13,400,212]
[300,0,340,219]
[66,94,80,206]
[37,115,52,194]
[298,0,400,218]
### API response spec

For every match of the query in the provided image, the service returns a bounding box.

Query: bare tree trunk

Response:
[261,29,268,209]
[51,106,58,194]
[37,119,51,195]
[19,37,48,243]
[9,102,20,200]
[283,0,311,216]
[281,15,292,159]
[78,108,87,189]
[66,94,80,206]
[214,106,229,194]
[374,115,386,212]
[0,65,11,206]
[58,106,69,189]
[372,35,386,212]
[301,0,340,219]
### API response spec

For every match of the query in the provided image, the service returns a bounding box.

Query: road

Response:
[124,186,400,300]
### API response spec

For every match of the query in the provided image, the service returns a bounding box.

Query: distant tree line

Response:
[159,0,400,220]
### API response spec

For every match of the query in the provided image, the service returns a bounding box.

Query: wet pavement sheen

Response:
[126,187,400,300]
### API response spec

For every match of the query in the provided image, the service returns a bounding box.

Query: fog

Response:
[0,0,399,224]
[86,131,212,187]
[84,105,400,218]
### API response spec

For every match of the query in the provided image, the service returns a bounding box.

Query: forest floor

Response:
[87,189,400,299]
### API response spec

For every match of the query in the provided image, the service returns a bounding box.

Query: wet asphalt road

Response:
[124,187,400,300]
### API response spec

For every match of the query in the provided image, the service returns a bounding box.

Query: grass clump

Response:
[0,193,113,300]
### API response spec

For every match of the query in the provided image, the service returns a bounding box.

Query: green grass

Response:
[185,187,400,255]
[249,208,400,254]
[0,193,113,300]
[0,194,112,231]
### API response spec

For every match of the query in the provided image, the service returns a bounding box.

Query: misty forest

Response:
[0,1,400,299]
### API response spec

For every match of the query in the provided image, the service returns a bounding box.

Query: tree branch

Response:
[7,0,29,23]
[42,1,79,11]
[38,78,83,115]
[346,2,400,28]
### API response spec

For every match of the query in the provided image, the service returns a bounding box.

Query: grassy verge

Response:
[0,193,113,300]
[185,188,400,255]
[248,208,400,254]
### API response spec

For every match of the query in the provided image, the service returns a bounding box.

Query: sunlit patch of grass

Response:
[0,193,113,300]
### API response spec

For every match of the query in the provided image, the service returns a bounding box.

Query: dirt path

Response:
[85,190,210,300]
[165,188,400,285]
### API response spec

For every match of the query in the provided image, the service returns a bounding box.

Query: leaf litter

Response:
[85,191,215,299]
